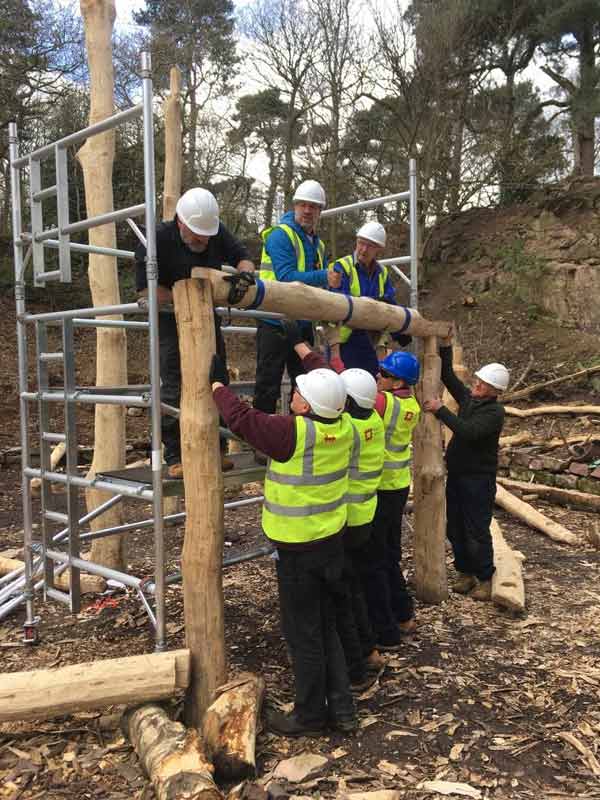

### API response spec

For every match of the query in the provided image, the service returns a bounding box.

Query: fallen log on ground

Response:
[505,405,600,418]
[192,268,452,340]
[0,554,106,594]
[491,519,525,613]
[494,484,579,545]
[30,441,66,493]
[123,704,222,800]
[202,672,265,781]
[504,365,600,402]
[497,477,600,514]
[0,650,190,723]
[500,433,592,450]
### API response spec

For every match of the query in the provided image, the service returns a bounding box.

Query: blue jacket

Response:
[263,210,328,328]
[265,211,329,287]
[333,256,396,303]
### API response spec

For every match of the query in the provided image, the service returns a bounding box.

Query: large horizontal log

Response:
[497,477,600,514]
[0,650,190,722]
[491,519,525,613]
[505,405,600,418]
[503,365,600,402]
[499,433,592,450]
[123,704,222,800]
[191,268,452,339]
[495,484,578,545]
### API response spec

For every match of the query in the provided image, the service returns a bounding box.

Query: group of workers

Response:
[135,180,510,738]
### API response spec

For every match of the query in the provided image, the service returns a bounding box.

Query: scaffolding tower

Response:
[4,51,420,653]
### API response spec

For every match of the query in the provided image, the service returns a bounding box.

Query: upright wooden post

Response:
[162,66,182,221]
[78,0,127,570]
[441,341,469,448]
[173,276,226,728]
[413,336,448,603]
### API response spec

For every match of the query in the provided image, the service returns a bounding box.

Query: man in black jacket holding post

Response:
[423,334,509,601]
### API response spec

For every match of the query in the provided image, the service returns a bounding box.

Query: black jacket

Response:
[435,347,505,476]
[135,217,250,292]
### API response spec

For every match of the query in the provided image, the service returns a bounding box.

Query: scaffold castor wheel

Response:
[22,617,40,645]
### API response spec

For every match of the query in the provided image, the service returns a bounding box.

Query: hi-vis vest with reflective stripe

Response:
[379,392,420,490]
[346,410,385,527]
[332,255,388,343]
[262,414,353,544]
[259,224,326,282]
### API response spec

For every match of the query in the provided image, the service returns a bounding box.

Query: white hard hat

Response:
[341,368,377,409]
[475,363,510,392]
[293,180,326,208]
[176,188,220,236]
[296,369,346,419]
[356,221,386,248]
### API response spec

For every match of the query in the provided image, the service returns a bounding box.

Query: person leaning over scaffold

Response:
[328,221,412,377]
[252,180,342,449]
[210,353,358,738]
[135,187,255,477]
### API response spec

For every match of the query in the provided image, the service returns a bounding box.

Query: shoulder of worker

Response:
[155,218,179,244]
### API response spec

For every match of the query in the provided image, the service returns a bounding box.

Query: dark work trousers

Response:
[334,523,376,681]
[446,473,496,581]
[275,539,355,726]
[361,487,413,644]
[253,321,314,413]
[159,312,227,465]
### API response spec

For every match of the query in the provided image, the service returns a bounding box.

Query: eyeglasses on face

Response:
[379,369,394,379]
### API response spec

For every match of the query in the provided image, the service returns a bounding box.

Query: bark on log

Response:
[504,365,600,402]
[162,66,183,221]
[191,268,452,339]
[123,704,222,800]
[413,337,448,603]
[202,673,265,781]
[30,442,66,494]
[0,650,190,722]
[441,343,469,448]
[505,405,600,418]
[494,484,579,545]
[78,0,127,571]
[497,477,600,514]
[0,555,106,594]
[173,278,226,728]
[500,433,592,450]
[490,519,525,613]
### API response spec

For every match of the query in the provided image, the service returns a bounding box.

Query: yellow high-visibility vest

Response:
[259,224,325,282]
[345,410,385,527]
[379,392,420,490]
[262,414,353,543]
[331,255,388,343]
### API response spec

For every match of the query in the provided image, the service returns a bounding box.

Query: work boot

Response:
[221,453,234,472]
[376,630,403,652]
[167,463,183,479]
[265,709,326,738]
[469,579,492,602]
[398,617,417,635]
[350,672,376,693]
[329,713,359,733]
[365,649,386,672]
[453,572,477,595]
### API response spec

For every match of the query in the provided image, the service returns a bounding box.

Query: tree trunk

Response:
[202,672,265,781]
[123,704,222,800]
[573,26,596,177]
[413,337,448,603]
[77,0,127,570]
[173,276,226,729]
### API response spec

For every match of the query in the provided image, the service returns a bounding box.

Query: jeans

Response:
[159,312,226,465]
[253,322,314,414]
[275,537,355,725]
[446,473,496,581]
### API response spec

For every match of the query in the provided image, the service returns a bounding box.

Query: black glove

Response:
[223,272,256,304]
[209,354,230,386]
[281,319,304,347]
[391,332,413,347]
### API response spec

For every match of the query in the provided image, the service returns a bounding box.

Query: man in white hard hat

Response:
[253,180,341,426]
[135,187,255,476]
[209,353,357,737]
[424,332,509,601]
[329,221,412,376]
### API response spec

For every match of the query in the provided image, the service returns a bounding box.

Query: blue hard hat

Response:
[379,351,420,385]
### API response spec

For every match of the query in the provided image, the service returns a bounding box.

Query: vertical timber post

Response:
[413,336,448,603]
[442,341,468,448]
[173,277,226,728]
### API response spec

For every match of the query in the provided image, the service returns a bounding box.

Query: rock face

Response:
[423,177,600,331]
